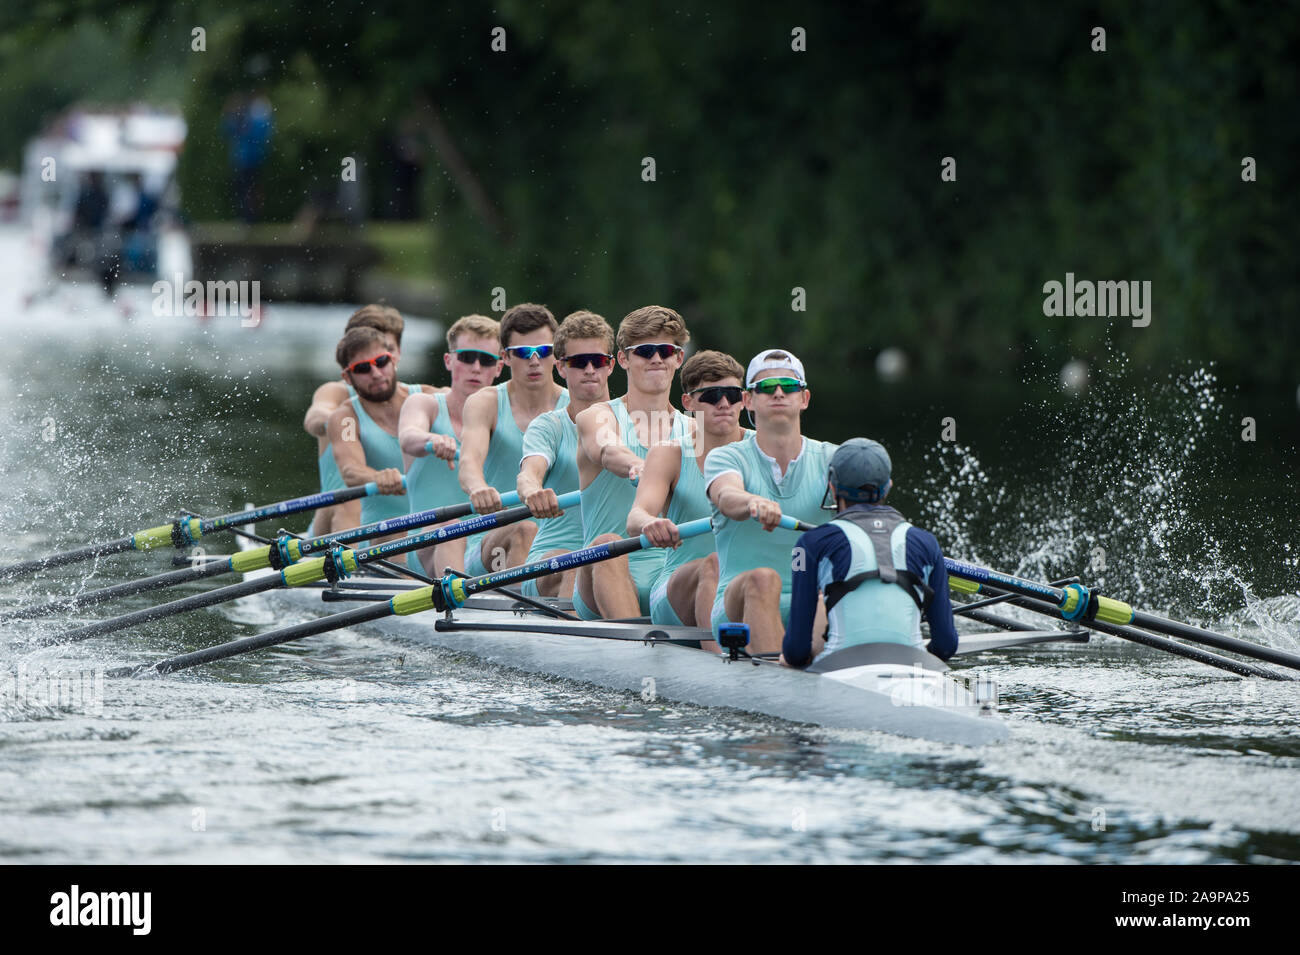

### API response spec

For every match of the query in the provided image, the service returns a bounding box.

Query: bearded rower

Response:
[303,305,410,535]
[781,438,959,667]
[326,326,426,539]
[574,306,692,620]
[397,314,503,575]
[704,349,837,655]
[514,310,616,599]
[626,350,748,635]
[458,303,569,575]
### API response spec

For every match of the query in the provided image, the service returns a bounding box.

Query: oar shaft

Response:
[48,575,282,645]
[197,483,374,535]
[425,515,738,610]
[988,589,1289,681]
[7,560,231,621]
[1129,610,1300,672]
[0,535,135,579]
[0,484,383,581]
[50,497,559,643]
[292,492,521,558]
[124,602,396,676]
[946,558,1300,673]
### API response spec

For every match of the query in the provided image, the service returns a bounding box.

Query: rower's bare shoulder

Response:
[643,440,684,474]
[403,389,440,410]
[327,399,358,425]
[462,387,497,420]
[312,379,349,406]
[574,401,615,433]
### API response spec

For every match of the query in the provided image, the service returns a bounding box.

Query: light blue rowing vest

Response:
[406,392,465,515]
[316,384,356,493]
[481,382,570,492]
[705,436,838,628]
[655,432,753,585]
[581,399,690,598]
[522,408,584,559]
[818,507,925,657]
[356,383,422,526]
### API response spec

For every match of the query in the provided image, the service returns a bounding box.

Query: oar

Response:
[972,584,1289,681]
[945,559,1300,677]
[47,492,575,646]
[119,515,812,676]
[952,576,1082,633]
[5,491,521,621]
[115,515,754,675]
[0,481,397,581]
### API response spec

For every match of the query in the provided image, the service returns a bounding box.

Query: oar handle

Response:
[425,440,461,462]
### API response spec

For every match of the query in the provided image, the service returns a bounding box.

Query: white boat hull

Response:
[251,579,1010,746]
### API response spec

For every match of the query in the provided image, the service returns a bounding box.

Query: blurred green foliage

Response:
[1,0,1296,391]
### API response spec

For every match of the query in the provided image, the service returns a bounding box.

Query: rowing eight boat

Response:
[234,536,1077,746]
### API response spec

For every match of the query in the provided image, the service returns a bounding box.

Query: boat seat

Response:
[807,642,948,674]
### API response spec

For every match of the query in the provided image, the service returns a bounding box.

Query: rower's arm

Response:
[303,380,349,438]
[457,389,496,495]
[626,444,678,536]
[707,472,761,521]
[910,528,958,660]
[576,405,641,478]
[782,526,839,668]
[327,404,377,486]
[397,392,436,456]
[516,455,550,501]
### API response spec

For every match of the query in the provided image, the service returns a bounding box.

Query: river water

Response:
[1,225,1297,863]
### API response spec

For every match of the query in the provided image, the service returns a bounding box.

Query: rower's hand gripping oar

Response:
[0,480,397,581]
[407,515,812,616]
[47,492,563,646]
[118,515,809,676]
[945,558,1300,675]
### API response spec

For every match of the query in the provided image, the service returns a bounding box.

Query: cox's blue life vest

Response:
[818,506,932,657]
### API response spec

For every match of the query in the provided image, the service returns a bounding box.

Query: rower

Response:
[780,438,959,667]
[303,304,417,535]
[574,306,692,619]
[515,310,616,598]
[705,349,837,655]
[397,314,503,575]
[627,350,748,638]
[458,303,569,575]
[326,326,426,540]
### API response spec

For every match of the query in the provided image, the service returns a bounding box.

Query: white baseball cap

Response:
[745,348,807,388]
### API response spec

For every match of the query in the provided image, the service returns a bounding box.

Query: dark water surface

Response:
[1,227,1297,863]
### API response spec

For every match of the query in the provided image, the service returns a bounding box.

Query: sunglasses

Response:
[750,377,806,395]
[346,352,395,376]
[504,344,555,360]
[689,385,744,406]
[563,353,614,369]
[626,342,682,360]
[453,349,500,367]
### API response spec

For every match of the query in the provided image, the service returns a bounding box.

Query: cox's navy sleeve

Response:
[907,527,958,660]
[782,525,850,668]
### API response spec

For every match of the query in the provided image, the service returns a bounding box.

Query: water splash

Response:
[913,361,1299,639]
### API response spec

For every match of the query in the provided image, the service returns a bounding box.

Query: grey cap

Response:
[828,438,892,503]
